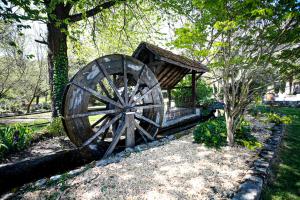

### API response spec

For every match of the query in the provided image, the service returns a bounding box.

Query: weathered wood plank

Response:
[132,83,159,106]
[135,113,160,127]
[134,120,154,141]
[71,81,122,108]
[103,116,127,158]
[125,113,135,147]
[66,109,119,119]
[82,114,122,147]
[95,60,126,106]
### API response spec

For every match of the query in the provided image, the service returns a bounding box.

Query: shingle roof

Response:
[132,42,208,73]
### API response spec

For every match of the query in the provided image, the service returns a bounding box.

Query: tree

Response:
[171,0,300,145]
[1,0,131,117]
[275,46,300,94]
[0,22,29,99]
[21,45,48,113]
[67,1,165,73]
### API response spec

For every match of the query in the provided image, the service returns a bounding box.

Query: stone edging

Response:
[232,125,285,200]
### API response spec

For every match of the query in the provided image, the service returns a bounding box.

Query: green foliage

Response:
[172,77,213,107]
[45,117,65,136]
[53,45,69,115]
[169,0,300,145]
[194,117,261,150]
[194,117,226,148]
[0,124,33,160]
[235,120,262,150]
[266,113,293,125]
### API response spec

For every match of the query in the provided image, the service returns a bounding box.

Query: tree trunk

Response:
[26,97,34,114]
[225,112,234,146]
[36,96,40,105]
[191,70,196,108]
[47,4,70,117]
[289,76,293,95]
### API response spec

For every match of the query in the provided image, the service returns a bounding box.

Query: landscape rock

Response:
[49,175,61,182]
[34,178,47,187]
[233,181,262,200]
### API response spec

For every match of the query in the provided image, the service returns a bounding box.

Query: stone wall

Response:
[264,101,300,108]
[232,125,285,200]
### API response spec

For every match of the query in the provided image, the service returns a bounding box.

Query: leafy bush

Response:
[194,117,262,149]
[0,124,33,160]
[194,117,227,148]
[45,117,66,136]
[235,120,262,150]
[266,113,292,125]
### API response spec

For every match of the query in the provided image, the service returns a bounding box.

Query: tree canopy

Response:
[170,0,300,145]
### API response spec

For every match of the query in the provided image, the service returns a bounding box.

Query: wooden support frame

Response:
[192,70,196,108]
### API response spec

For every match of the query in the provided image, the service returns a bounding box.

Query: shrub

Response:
[45,117,66,136]
[266,113,292,125]
[193,117,227,148]
[0,124,33,160]
[235,120,262,150]
[194,117,262,149]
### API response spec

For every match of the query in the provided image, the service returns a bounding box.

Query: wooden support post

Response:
[192,70,196,108]
[126,113,135,147]
[167,89,172,109]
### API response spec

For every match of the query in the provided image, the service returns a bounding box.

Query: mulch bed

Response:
[2,115,275,200]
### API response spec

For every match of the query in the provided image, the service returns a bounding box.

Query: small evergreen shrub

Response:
[0,124,33,160]
[45,117,66,136]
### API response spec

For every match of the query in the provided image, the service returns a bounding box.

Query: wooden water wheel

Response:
[62,54,164,158]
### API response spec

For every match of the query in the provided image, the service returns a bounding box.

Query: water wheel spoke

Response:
[129,65,145,104]
[132,83,159,106]
[66,109,119,119]
[99,81,112,99]
[134,113,160,127]
[98,117,111,141]
[134,120,154,141]
[103,116,127,158]
[71,81,122,108]
[122,56,129,104]
[95,60,126,106]
[135,104,163,110]
[82,114,122,147]
[91,114,108,128]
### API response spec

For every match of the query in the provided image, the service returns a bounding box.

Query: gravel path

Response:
[2,115,273,200]
[0,112,51,125]
[18,134,259,200]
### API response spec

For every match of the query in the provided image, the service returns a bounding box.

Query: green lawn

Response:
[261,106,300,200]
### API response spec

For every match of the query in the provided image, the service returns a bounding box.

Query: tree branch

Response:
[35,39,48,45]
[69,0,125,23]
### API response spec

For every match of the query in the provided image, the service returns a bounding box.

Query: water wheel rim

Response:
[62,54,164,158]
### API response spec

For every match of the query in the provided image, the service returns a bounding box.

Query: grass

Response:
[261,106,300,200]
[88,114,104,125]
[0,119,50,132]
